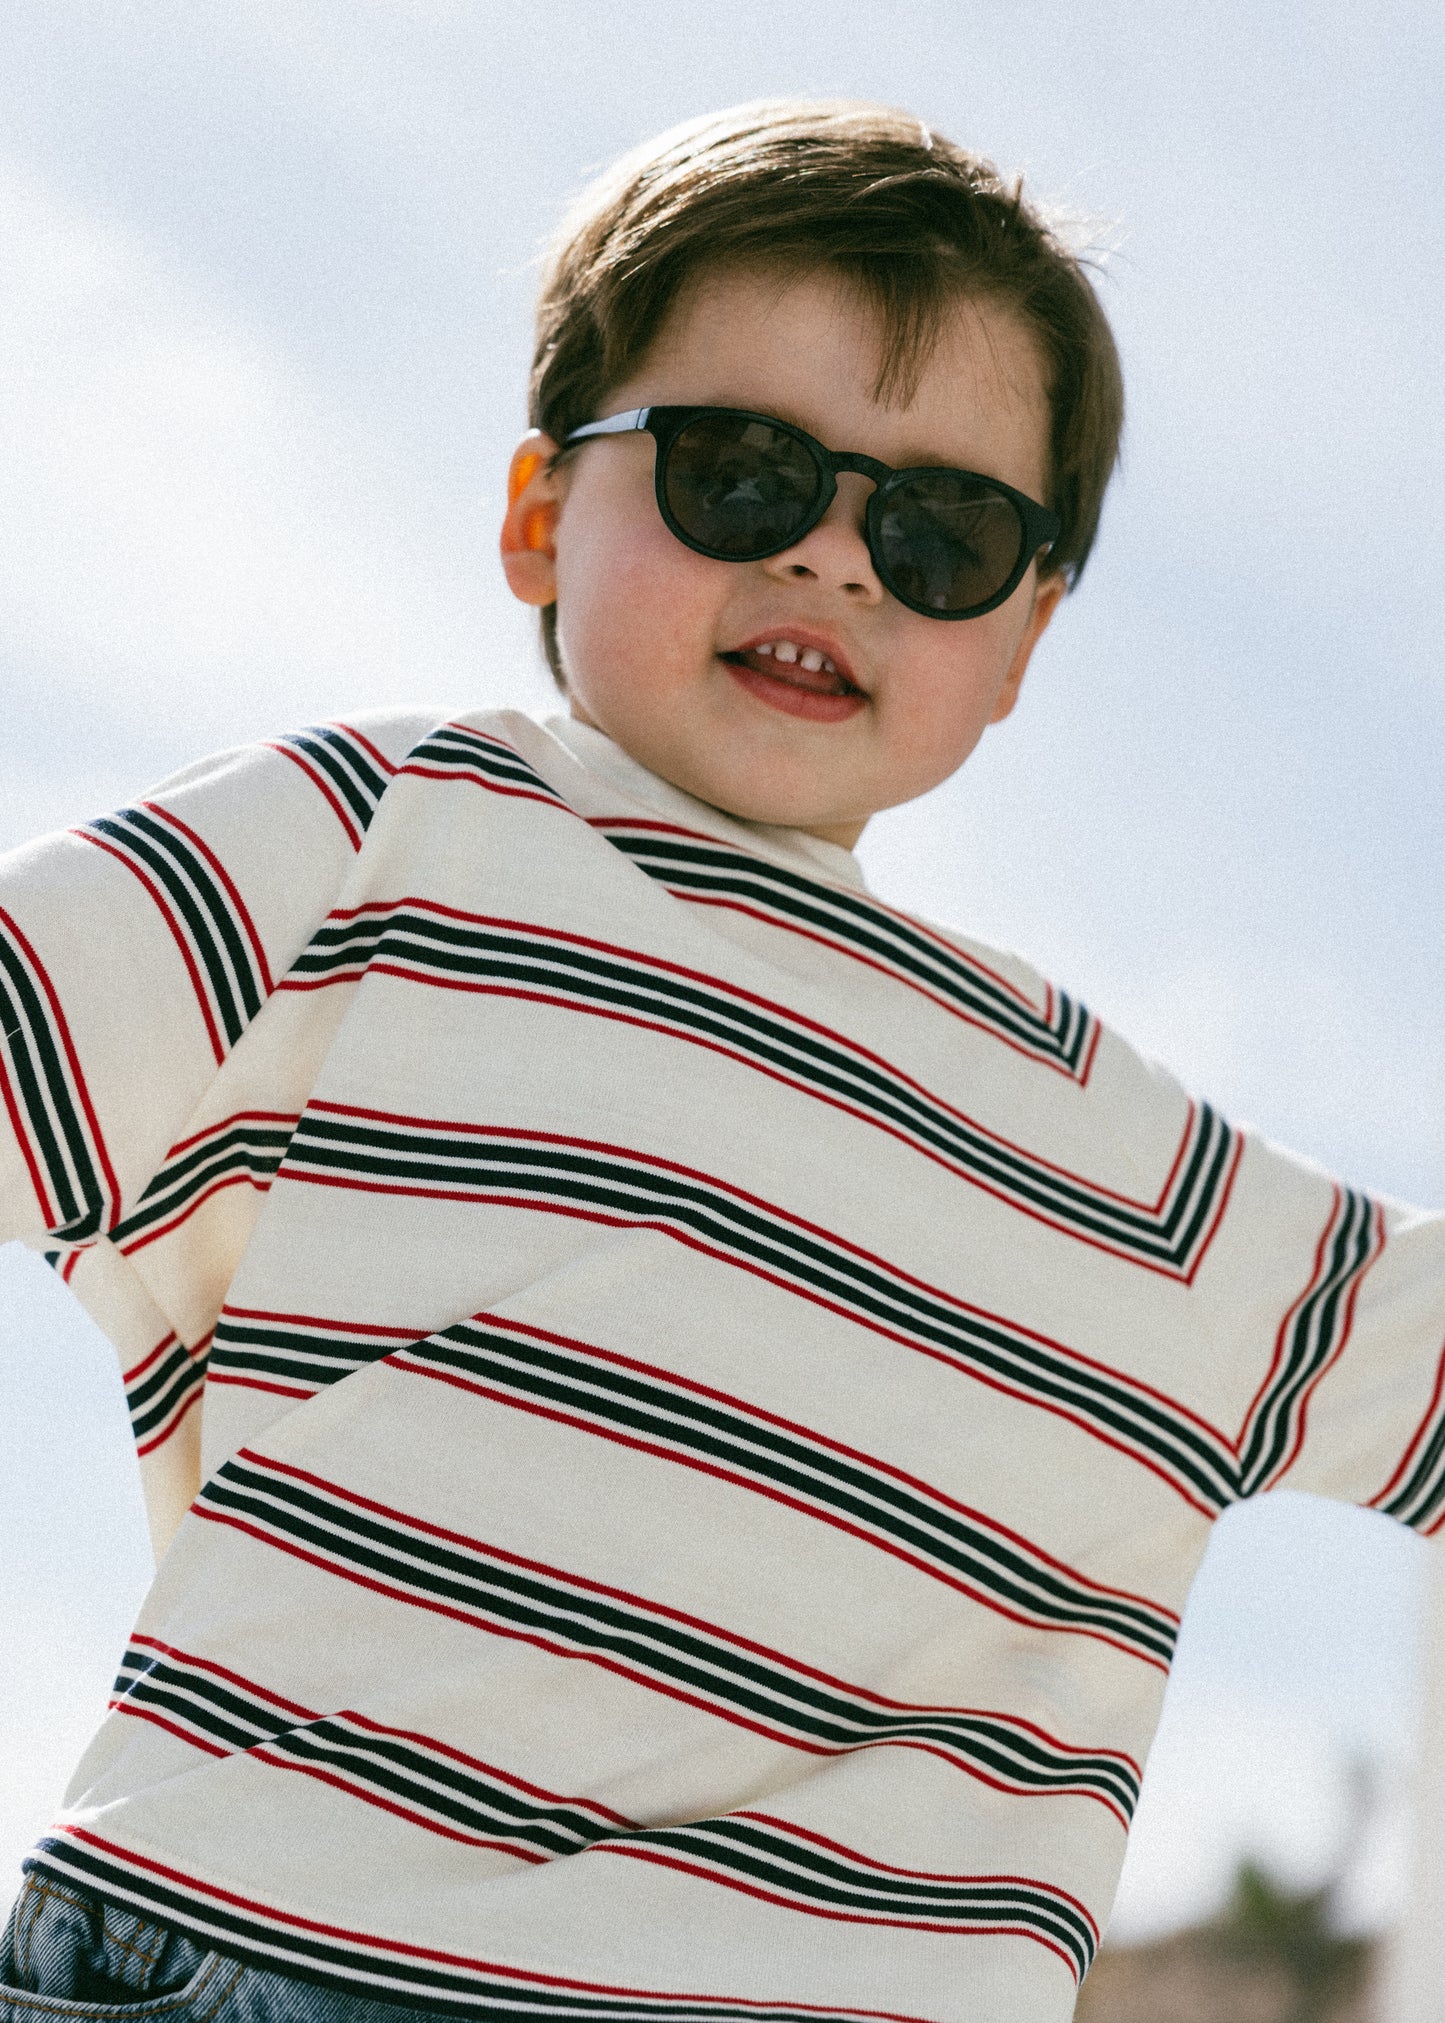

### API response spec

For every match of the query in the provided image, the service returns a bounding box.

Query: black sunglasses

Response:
[560,405,1061,621]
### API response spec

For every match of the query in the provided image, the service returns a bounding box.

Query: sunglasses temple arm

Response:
[561,409,652,446]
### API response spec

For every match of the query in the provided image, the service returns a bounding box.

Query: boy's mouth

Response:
[718,636,866,723]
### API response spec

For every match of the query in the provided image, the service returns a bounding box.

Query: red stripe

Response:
[340,725,399,775]
[396,765,566,812]
[220,1303,420,1338]
[207,1372,315,1400]
[111,1702,229,1757]
[135,1382,204,1458]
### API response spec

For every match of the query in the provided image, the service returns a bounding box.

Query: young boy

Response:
[2,99,1442,2023]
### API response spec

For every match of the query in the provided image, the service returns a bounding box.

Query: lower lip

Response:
[722,659,867,723]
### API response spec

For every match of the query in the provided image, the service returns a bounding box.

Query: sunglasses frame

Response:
[561,404,1062,621]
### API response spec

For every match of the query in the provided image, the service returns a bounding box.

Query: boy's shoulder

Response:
[139,704,459,802]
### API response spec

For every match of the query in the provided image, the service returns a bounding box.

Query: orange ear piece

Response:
[500,434,562,605]
[508,450,545,506]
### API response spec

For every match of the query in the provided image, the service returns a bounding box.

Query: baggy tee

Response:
[4,706,1445,2023]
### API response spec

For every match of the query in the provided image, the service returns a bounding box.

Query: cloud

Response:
[0,160,547,761]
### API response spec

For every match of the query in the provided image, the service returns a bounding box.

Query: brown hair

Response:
[529,99,1123,686]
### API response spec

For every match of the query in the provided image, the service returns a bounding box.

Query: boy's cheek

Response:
[559,534,722,680]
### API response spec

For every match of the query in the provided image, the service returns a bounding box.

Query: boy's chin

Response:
[687,767,871,847]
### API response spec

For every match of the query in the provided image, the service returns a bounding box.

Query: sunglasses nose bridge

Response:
[763,458,886,605]
[821,447,890,491]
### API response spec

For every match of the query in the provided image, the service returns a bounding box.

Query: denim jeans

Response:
[0,1871,468,2023]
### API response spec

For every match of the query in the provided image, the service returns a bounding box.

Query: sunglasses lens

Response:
[877,474,1026,614]
[662,414,820,557]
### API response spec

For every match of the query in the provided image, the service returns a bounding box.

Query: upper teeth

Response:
[755,641,837,674]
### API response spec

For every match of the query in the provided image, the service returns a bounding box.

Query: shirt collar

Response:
[542,714,870,893]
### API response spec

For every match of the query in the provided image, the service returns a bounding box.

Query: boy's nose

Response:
[760,473,884,605]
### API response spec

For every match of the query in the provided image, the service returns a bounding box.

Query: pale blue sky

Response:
[1,0,1442,1936]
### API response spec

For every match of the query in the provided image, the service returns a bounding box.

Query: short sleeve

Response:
[0,713,440,1254]
[1271,1183,1445,1530]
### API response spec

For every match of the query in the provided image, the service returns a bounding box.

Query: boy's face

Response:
[501,267,1064,848]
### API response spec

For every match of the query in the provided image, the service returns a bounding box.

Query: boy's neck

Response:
[565,695,869,851]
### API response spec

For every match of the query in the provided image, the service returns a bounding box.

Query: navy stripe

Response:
[84,809,264,1046]
[608,1816,1094,1974]
[34,1833,1070,2016]
[126,1341,206,1447]
[201,1449,1169,1751]
[283,1110,1240,1520]
[595,830,1094,1077]
[275,728,391,832]
[289,908,1232,1276]
[112,1643,626,1857]
[404,727,570,803]
[1236,1188,1380,1494]
[113,1117,295,1248]
[0,918,110,1240]
[394,1320,1171,1683]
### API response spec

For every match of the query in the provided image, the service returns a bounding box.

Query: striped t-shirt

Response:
[4,708,1444,2023]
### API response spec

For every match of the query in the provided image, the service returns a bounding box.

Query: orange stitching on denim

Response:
[96,1916,163,1988]
[188,1955,244,2023]
[10,1879,91,1988]
[0,1883,232,2022]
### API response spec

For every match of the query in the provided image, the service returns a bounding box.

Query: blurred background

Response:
[1,0,1443,1995]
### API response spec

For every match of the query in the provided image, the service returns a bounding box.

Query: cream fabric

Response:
[3,708,1442,2023]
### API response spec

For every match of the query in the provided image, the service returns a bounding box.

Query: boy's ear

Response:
[499,431,564,607]
[987,571,1067,725]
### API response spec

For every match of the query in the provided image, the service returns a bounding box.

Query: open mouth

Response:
[718,639,866,720]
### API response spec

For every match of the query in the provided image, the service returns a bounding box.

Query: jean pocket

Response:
[0,1877,241,2023]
